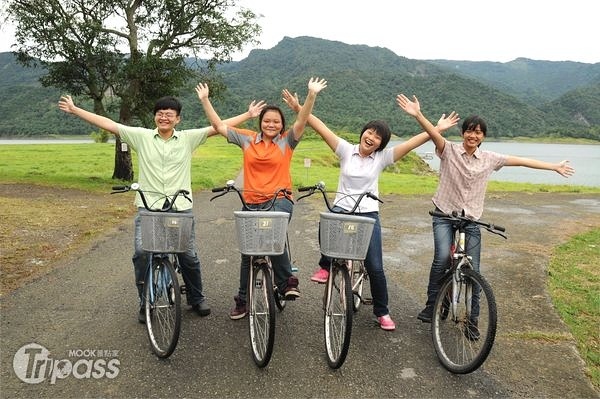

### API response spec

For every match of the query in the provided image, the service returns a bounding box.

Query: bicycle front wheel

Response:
[324,261,353,369]
[144,257,181,358]
[431,268,497,374]
[248,258,276,368]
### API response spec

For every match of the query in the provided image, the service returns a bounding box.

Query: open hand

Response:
[58,95,76,114]
[247,100,266,118]
[436,111,460,132]
[308,77,327,94]
[282,89,301,113]
[396,94,420,116]
[195,83,209,101]
[556,160,575,177]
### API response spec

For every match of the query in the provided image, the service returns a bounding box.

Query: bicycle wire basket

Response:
[139,210,194,253]
[234,211,289,256]
[319,212,375,260]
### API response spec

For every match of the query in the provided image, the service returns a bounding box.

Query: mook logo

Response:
[12,343,120,384]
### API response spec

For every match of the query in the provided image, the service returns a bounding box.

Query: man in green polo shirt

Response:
[59,94,265,322]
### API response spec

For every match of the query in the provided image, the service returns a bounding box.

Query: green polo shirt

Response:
[117,124,209,210]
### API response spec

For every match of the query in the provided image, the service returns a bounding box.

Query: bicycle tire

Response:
[144,257,182,358]
[324,260,353,369]
[431,268,497,374]
[350,260,365,312]
[275,237,292,311]
[248,258,276,368]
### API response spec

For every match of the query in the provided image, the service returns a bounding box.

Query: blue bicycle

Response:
[112,183,192,358]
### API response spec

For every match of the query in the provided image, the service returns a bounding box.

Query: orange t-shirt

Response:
[227,127,298,204]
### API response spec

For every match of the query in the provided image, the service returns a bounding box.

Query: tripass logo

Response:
[13,343,120,384]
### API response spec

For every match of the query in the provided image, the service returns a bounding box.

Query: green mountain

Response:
[427,58,600,104]
[1,36,599,140]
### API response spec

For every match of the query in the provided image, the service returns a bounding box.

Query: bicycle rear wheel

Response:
[431,268,497,374]
[248,258,276,368]
[144,257,181,358]
[350,260,365,312]
[324,261,353,369]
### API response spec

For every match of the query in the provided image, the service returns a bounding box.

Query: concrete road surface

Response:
[1,190,599,398]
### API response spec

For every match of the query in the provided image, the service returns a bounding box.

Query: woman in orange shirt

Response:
[196,77,327,319]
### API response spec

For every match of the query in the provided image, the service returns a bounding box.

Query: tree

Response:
[3,0,260,180]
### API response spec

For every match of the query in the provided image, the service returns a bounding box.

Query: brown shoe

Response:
[229,295,247,320]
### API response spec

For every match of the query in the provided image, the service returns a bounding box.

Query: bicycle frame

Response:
[429,209,507,374]
[210,179,293,368]
[297,181,381,369]
[111,183,192,359]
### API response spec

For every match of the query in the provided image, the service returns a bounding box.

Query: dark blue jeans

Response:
[319,210,389,317]
[237,197,294,302]
[133,209,205,306]
[426,213,482,318]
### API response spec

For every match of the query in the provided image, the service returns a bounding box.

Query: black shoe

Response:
[417,307,433,323]
[464,320,480,341]
[192,300,211,317]
[138,307,146,324]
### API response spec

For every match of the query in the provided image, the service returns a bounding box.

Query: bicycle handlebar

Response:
[429,210,507,239]
[209,179,292,211]
[111,183,191,212]
[297,181,382,214]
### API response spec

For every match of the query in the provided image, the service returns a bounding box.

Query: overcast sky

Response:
[1,0,598,64]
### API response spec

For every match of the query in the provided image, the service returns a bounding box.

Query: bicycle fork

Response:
[451,231,473,322]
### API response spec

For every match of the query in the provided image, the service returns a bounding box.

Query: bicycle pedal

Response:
[362,298,373,305]
[179,285,187,295]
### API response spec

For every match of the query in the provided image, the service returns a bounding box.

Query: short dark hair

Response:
[360,120,392,151]
[461,115,487,136]
[258,105,286,135]
[153,96,182,115]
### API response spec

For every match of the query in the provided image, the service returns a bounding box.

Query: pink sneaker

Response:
[377,314,396,331]
[310,268,329,283]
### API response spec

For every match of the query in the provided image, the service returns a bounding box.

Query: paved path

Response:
[1,191,599,398]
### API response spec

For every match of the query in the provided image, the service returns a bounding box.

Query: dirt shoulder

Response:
[0,183,134,297]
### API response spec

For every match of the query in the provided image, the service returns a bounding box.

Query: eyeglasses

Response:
[156,111,178,119]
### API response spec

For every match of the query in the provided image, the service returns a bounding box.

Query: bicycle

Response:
[428,209,507,374]
[297,181,381,369]
[210,179,293,368]
[111,183,193,358]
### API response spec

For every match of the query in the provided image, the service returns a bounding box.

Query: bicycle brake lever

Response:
[209,190,228,202]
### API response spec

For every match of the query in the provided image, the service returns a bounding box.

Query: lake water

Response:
[2,139,599,187]
[410,141,600,187]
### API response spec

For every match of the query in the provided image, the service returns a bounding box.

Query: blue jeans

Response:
[319,210,389,317]
[237,197,294,302]
[133,209,205,306]
[426,213,481,318]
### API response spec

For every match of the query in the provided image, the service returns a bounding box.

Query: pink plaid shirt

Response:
[432,140,507,220]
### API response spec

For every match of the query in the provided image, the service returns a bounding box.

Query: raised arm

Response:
[195,83,229,137]
[505,157,574,177]
[396,94,445,154]
[212,99,266,138]
[282,88,339,151]
[392,111,460,162]
[291,77,327,141]
[58,95,119,135]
